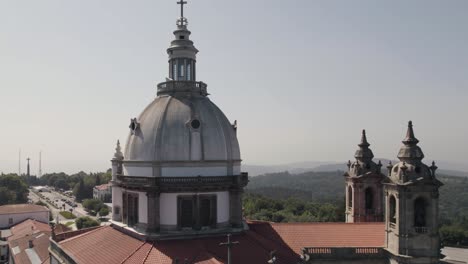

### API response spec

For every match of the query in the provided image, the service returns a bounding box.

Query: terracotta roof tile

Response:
[8,219,51,241]
[57,222,385,264]
[94,183,111,191]
[10,231,50,263]
[60,226,145,264]
[0,204,49,214]
[251,222,385,253]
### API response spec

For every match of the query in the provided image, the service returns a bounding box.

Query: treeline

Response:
[0,170,112,204]
[39,170,111,202]
[243,193,344,222]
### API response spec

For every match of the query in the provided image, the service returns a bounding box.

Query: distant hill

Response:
[244,160,468,177]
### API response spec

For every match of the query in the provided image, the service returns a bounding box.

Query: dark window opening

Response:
[179,35,185,39]
[414,197,426,227]
[122,193,139,226]
[365,188,374,211]
[180,199,194,228]
[389,195,396,224]
[191,119,201,129]
[200,199,211,227]
[178,195,216,230]
[348,186,353,208]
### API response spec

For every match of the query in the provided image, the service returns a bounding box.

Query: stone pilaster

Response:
[229,188,243,228]
[146,191,160,233]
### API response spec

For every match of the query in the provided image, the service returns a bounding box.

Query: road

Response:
[28,189,95,225]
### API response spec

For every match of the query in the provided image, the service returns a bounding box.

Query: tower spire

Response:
[358,129,370,148]
[397,121,424,162]
[402,120,419,145]
[354,129,374,161]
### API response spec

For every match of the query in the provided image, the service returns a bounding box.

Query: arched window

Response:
[348,186,353,208]
[414,197,426,227]
[365,187,374,211]
[389,195,396,224]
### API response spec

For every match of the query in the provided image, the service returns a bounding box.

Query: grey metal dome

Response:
[124,89,240,162]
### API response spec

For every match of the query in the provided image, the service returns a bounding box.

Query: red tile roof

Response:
[60,226,145,264]
[0,204,49,214]
[7,219,52,264]
[94,183,111,191]
[9,231,51,264]
[56,221,385,264]
[251,221,386,253]
[8,219,51,241]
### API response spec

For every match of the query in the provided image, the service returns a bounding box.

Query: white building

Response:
[0,204,49,229]
[93,183,111,202]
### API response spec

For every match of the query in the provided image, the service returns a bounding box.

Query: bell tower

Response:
[384,121,443,264]
[344,130,384,222]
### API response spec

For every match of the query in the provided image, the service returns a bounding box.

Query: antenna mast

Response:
[38,151,42,177]
[18,149,21,176]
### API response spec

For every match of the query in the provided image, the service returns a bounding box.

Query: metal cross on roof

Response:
[219,234,239,264]
[177,0,187,18]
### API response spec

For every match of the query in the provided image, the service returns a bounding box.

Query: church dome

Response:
[124,91,240,162]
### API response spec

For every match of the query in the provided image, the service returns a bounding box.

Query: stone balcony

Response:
[157,81,208,96]
[301,247,385,261]
[115,173,248,192]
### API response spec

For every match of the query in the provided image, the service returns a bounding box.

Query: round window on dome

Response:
[191,119,201,129]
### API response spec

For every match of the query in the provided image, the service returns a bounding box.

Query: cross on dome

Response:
[177,0,188,26]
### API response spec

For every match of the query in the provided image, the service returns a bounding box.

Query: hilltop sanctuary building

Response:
[49,2,447,264]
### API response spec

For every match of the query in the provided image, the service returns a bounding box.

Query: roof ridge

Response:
[120,241,148,264]
[141,243,154,264]
[59,226,107,244]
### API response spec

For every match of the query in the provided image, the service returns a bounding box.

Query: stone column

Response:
[146,191,160,233]
[229,188,243,228]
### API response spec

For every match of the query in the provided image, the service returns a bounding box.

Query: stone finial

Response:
[114,140,124,160]
[354,129,374,161]
[430,161,438,178]
[359,129,370,148]
[387,161,393,177]
[397,121,424,161]
[403,120,419,145]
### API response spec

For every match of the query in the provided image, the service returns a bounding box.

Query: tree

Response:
[0,174,29,205]
[99,206,109,217]
[82,199,103,212]
[95,174,101,186]
[75,217,100,229]
[74,177,86,202]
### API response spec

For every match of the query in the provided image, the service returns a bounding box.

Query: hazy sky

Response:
[1,0,467,174]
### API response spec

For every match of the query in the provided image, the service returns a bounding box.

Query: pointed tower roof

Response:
[114,140,124,160]
[354,129,374,161]
[397,121,424,162]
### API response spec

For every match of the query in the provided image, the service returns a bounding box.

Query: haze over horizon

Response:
[1,0,467,174]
